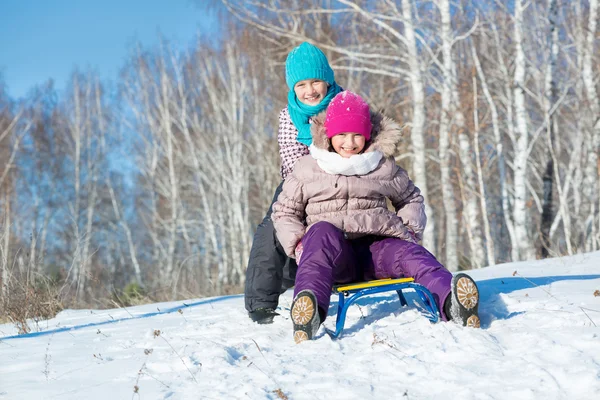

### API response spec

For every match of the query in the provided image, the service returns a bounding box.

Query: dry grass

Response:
[272,389,288,399]
[0,274,63,334]
[0,264,243,335]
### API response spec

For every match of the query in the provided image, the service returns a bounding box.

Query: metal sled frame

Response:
[330,277,440,338]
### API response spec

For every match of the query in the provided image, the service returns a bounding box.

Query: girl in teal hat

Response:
[245,42,342,323]
[284,42,343,146]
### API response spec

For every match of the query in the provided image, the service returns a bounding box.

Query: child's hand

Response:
[294,241,304,263]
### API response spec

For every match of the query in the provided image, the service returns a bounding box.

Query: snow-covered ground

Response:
[1,252,600,399]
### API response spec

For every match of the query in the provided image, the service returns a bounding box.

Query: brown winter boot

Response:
[290,290,321,343]
[450,273,481,328]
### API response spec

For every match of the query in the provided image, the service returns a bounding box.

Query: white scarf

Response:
[309,144,383,176]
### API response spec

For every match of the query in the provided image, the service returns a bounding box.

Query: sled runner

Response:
[330,277,440,338]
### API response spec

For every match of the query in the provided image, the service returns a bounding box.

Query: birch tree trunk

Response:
[107,179,142,286]
[539,0,558,257]
[512,0,537,261]
[0,108,25,301]
[440,0,485,267]
[68,76,84,297]
[63,74,104,302]
[28,197,38,284]
[172,53,220,294]
[158,53,178,284]
[80,76,101,301]
[403,0,436,252]
[471,42,505,265]
[472,75,495,266]
[489,24,519,261]
[540,0,574,256]
[438,0,459,270]
[79,135,97,301]
[582,0,600,251]
[1,194,9,301]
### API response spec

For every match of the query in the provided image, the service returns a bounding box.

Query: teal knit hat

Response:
[285,42,335,89]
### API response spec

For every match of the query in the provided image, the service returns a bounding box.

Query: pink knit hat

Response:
[324,91,372,140]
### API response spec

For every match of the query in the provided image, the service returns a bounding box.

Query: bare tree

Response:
[539,0,575,257]
[402,0,436,251]
[219,0,444,255]
[0,88,31,301]
[472,75,495,266]
[582,0,600,251]
[51,72,109,302]
[4,0,600,314]
[512,0,537,261]
[436,0,463,269]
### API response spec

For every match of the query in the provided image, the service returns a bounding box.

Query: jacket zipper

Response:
[336,175,349,236]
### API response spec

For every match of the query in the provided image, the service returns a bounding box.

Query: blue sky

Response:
[0,0,220,99]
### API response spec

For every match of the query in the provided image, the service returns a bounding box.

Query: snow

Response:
[1,252,600,399]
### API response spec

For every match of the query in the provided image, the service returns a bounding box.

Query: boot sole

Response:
[466,315,481,328]
[453,274,481,328]
[290,290,320,343]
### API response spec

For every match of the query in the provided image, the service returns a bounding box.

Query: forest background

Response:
[0,0,598,332]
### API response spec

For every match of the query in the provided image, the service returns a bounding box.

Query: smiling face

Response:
[293,79,328,105]
[331,133,367,158]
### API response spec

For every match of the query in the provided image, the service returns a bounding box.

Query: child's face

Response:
[331,133,366,158]
[293,79,328,105]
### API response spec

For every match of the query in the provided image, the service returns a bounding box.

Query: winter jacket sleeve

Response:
[388,164,427,240]
[278,107,310,180]
[272,172,308,258]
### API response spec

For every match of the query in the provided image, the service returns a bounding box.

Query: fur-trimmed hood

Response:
[310,110,403,157]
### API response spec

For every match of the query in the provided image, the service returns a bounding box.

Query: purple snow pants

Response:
[294,221,453,321]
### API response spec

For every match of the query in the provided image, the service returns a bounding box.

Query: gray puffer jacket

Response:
[272,110,426,258]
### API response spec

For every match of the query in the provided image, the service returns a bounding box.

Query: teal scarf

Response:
[287,83,343,146]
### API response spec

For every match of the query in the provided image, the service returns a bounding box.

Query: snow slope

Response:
[1,252,600,400]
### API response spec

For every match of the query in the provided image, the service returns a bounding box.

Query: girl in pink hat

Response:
[272,91,481,343]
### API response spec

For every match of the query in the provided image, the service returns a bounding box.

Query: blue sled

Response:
[330,278,440,338]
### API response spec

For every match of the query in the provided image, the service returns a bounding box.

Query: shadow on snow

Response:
[323,274,600,336]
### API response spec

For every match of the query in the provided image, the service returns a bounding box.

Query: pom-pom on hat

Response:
[285,42,335,89]
[324,91,372,140]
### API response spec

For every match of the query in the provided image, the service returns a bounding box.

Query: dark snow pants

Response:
[244,181,297,312]
[294,221,453,321]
